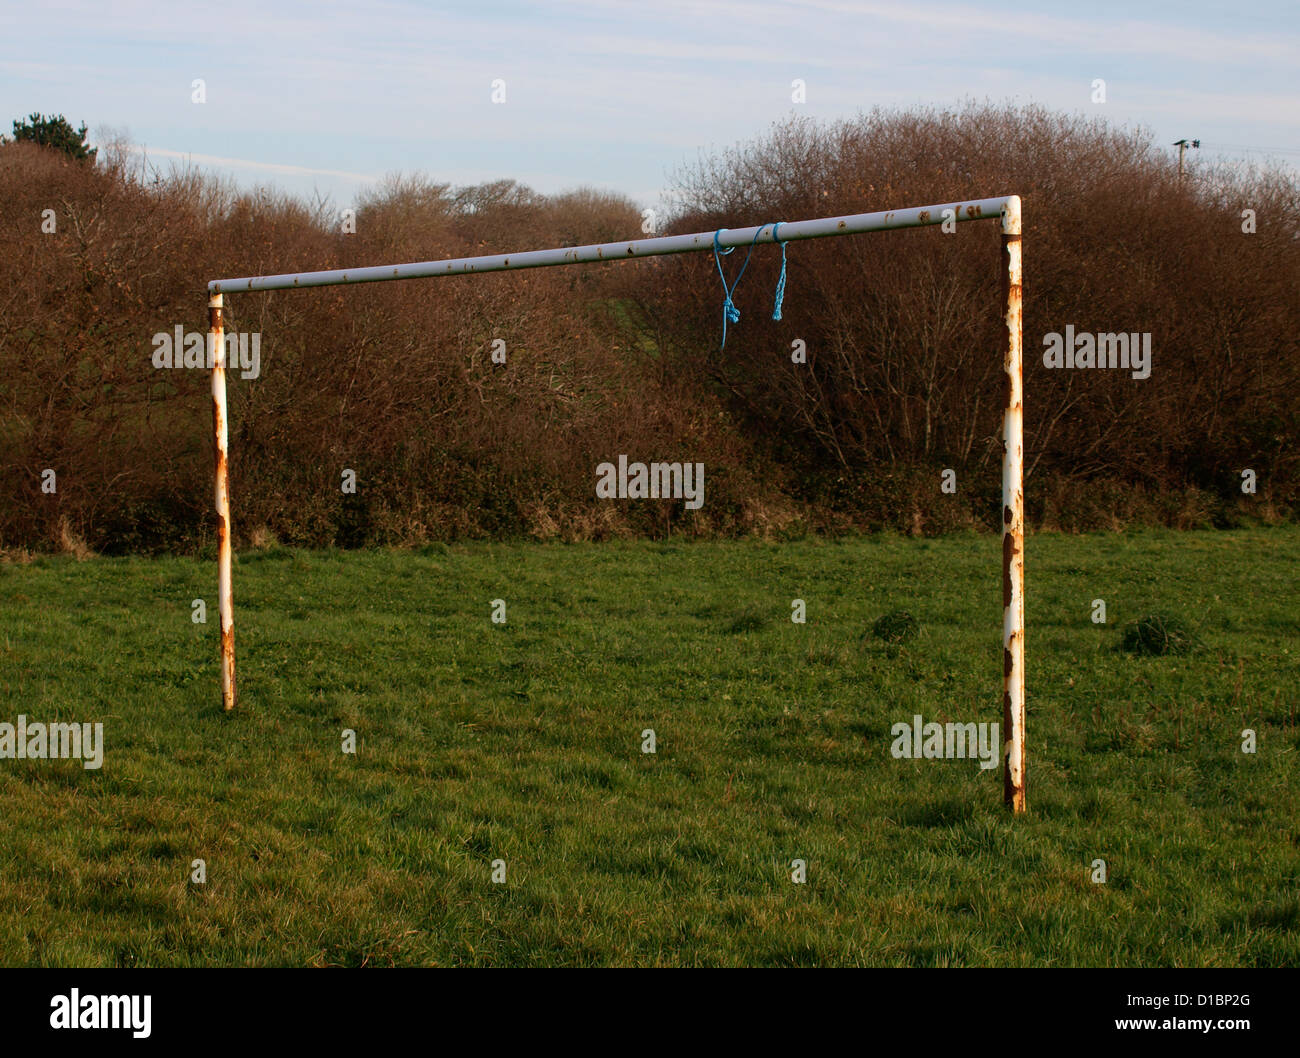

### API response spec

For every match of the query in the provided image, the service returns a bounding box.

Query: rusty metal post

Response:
[1000,196,1025,812]
[210,292,237,711]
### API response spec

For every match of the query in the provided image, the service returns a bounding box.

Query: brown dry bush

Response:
[2,102,1296,554]
[0,143,756,551]
[642,103,1300,532]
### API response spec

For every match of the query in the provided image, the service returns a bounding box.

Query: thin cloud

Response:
[126,146,380,182]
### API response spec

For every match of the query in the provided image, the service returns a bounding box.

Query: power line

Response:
[1198,142,1300,156]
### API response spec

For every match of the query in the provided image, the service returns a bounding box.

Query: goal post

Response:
[206,194,1027,812]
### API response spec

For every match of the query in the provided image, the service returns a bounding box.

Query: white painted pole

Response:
[210,292,237,712]
[1000,196,1025,812]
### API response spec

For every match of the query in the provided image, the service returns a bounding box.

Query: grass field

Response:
[0,527,1297,967]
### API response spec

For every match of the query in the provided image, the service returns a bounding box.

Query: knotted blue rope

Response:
[712,223,791,347]
[712,229,751,348]
[771,221,789,322]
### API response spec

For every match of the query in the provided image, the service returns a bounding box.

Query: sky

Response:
[1,0,1296,213]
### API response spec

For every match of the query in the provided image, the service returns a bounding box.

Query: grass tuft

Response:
[1120,613,1201,656]
[871,609,919,643]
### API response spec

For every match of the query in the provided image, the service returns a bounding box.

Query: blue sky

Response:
[2,0,1296,211]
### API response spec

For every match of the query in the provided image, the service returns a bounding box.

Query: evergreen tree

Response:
[7,112,97,162]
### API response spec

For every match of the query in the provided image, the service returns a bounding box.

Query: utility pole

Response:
[1173,138,1200,177]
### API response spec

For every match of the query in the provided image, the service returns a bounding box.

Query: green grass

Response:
[1,527,1297,967]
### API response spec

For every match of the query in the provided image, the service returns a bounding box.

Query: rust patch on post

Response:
[1003,527,1016,606]
[221,621,237,709]
[1003,685,1024,811]
[212,400,224,472]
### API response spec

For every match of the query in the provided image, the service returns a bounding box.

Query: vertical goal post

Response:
[206,194,1027,812]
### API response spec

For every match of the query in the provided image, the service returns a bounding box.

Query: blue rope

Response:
[771,221,788,321]
[712,229,749,348]
[712,224,790,347]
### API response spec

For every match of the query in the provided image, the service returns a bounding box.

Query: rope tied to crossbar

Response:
[711,229,745,348]
[771,221,789,321]
[712,223,790,348]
